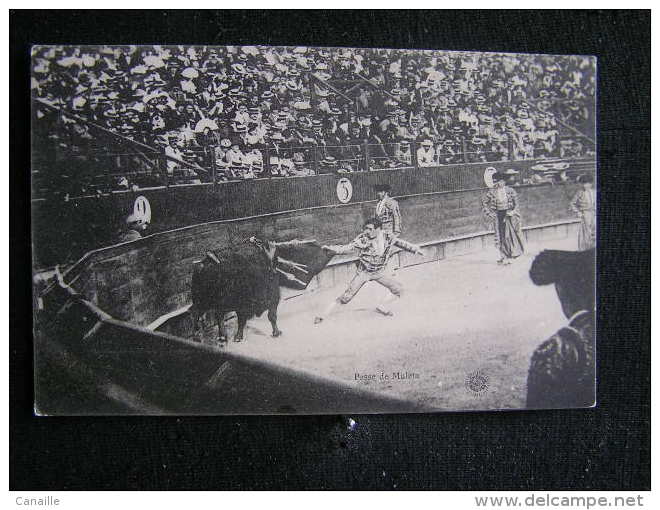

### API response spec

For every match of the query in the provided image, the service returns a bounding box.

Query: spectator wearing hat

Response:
[315,94,332,115]
[165,103,188,130]
[322,116,345,156]
[468,136,488,163]
[292,92,311,111]
[512,131,534,160]
[278,105,295,124]
[481,171,525,265]
[318,155,337,175]
[394,141,413,167]
[225,141,245,168]
[308,118,334,159]
[335,125,363,171]
[260,90,274,110]
[396,115,417,143]
[241,161,258,179]
[458,106,479,131]
[245,122,266,146]
[227,161,247,180]
[296,113,313,131]
[533,121,559,158]
[267,156,286,177]
[374,183,402,237]
[288,156,315,177]
[243,147,264,177]
[232,104,250,129]
[490,129,510,161]
[164,136,185,176]
[282,125,304,150]
[570,174,596,250]
[247,106,262,124]
[325,108,343,132]
[120,214,145,243]
[214,137,232,167]
[417,139,436,167]
[502,167,520,186]
[559,139,574,158]
[437,139,458,165]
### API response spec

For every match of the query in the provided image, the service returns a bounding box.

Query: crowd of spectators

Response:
[32,45,596,189]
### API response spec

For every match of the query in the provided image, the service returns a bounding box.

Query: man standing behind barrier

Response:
[570,174,596,250]
[482,171,525,265]
[314,217,424,323]
[374,184,402,237]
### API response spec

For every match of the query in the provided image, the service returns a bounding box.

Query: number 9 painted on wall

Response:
[133,196,152,226]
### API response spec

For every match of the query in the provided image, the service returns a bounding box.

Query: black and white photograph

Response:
[30,43,597,415]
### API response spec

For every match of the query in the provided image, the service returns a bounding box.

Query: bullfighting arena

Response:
[212,236,572,412]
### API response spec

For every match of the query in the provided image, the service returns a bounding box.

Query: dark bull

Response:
[191,237,333,343]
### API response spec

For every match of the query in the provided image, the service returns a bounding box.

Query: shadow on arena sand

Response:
[214,237,572,412]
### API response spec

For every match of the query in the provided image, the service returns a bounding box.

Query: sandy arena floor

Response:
[216,237,575,411]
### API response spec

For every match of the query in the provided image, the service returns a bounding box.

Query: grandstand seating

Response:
[31,45,596,197]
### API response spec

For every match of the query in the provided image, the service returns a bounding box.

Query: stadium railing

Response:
[32,137,597,198]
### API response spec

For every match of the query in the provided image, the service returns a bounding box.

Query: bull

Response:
[191,237,333,343]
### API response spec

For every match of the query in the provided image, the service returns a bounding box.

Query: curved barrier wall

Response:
[35,283,428,415]
[32,158,595,268]
[52,181,583,329]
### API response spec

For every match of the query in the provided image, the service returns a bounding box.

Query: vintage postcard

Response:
[31,45,596,415]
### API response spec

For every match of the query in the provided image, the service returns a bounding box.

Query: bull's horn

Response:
[276,268,307,286]
[277,257,309,274]
[206,252,221,265]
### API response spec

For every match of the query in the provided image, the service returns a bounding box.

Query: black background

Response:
[10,10,650,490]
